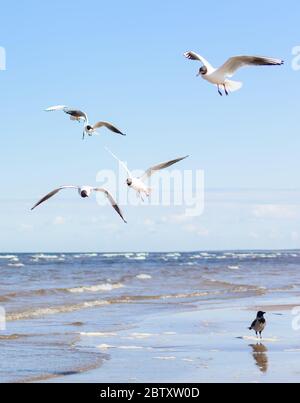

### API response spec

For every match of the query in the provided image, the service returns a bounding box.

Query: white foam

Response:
[130,333,156,339]
[31,254,59,260]
[80,332,117,337]
[165,253,181,259]
[240,336,279,342]
[0,255,18,260]
[102,253,133,258]
[136,274,152,280]
[8,263,24,268]
[125,253,149,260]
[68,283,124,293]
[228,266,240,270]
[127,256,146,261]
[8,300,109,321]
[97,344,115,350]
[189,255,201,259]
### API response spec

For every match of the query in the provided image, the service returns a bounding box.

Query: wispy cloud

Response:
[53,216,66,226]
[161,213,193,224]
[18,223,34,233]
[252,204,299,219]
[183,224,209,237]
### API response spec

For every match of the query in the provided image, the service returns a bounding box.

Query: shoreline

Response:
[45,299,300,383]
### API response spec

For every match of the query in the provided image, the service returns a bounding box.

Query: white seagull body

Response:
[184,51,284,96]
[45,105,126,139]
[106,148,189,200]
[31,185,127,223]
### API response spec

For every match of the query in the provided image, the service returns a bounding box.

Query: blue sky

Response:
[0,0,299,252]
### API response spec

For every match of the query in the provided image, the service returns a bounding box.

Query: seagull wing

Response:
[105,148,132,178]
[45,106,88,122]
[141,155,189,181]
[216,55,284,78]
[45,105,68,112]
[184,51,214,72]
[31,186,78,210]
[64,109,88,122]
[92,121,126,136]
[94,188,127,223]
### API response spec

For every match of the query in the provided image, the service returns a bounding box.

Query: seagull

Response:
[249,311,266,339]
[106,148,189,200]
[31,186,127,223]
[183,51,284,96]
[45,105,126,139]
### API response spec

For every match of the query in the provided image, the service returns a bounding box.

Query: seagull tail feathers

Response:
[225,80,243,93]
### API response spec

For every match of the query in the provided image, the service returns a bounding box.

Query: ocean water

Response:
[0,250,300,382]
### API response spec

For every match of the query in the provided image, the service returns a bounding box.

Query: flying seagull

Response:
[106,148,189,200]
[31,186,127,223]
[45,105,126,139]
[184,52,284,96]
[249,311,266,339]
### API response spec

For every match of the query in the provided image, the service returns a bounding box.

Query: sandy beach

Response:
[48,303,300,383]
[1,251,300,383]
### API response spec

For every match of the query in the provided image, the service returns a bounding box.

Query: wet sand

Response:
[47,302,300,383]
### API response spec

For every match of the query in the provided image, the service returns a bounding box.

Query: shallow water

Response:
[0,250,300,382]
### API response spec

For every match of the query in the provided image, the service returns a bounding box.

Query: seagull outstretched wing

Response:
[184,51,215,73]
[45,106,88,122]
[31,186,78,210]
[105,148,133,178]
[140,156,189,181]
[216,55,284,78]
[93,121,125,135]
[94,188,127,223]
